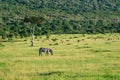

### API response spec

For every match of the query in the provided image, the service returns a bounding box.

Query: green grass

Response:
[0,34,120,80]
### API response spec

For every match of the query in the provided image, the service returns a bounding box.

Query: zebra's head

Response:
[49,49,53,55]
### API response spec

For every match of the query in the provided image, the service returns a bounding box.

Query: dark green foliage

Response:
[23,17,45,24]
[49,43,59,46]
[0,43,5,47]
[0,0,120,39]
[90,49,112,53]
[51,38,58,42]
[0,62,6,67]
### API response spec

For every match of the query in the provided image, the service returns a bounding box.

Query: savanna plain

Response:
[0,34,120,80]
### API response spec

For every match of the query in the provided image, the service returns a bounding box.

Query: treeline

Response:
[0,0,120,39]
[50,19,120,34]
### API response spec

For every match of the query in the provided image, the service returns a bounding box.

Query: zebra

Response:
[39,47,53,56]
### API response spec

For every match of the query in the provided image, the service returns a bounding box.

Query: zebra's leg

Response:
[46,51,49,56]
[40,53,42,56]
[39,51,42,56]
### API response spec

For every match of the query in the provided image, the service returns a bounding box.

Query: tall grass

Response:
[0,34,120,80]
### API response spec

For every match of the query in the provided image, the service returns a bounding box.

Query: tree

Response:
[23,16,45,46]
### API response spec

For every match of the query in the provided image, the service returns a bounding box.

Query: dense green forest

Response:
[0,0,120,39]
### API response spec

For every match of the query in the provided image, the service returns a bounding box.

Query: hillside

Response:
[0,0,120,38]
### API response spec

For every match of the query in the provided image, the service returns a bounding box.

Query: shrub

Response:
[49,43,59,46]
[24,39,27,41]
[51,38,58,42]
[0,43,5,47]
[54,43,59,45]
[73,36,78,38]
[8,38,12,41]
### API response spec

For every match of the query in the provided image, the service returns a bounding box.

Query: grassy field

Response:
[0,34,120,80]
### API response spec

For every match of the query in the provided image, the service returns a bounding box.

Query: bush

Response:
[23,39,27,41]
[54,43,59,45]
[8,38,13,41]
[51,38,58,42]
[49,43,59,46]
[0,43,5,47]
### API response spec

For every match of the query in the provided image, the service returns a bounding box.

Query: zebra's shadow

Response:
[37,71,63,76]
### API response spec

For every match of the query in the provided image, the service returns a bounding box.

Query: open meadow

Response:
[0,34,120,80]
